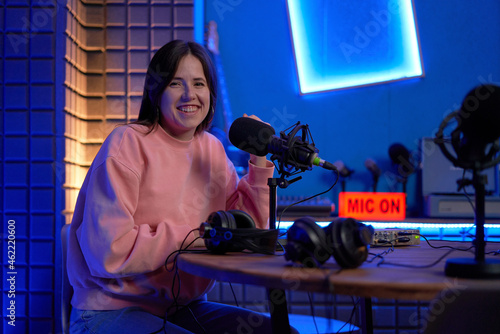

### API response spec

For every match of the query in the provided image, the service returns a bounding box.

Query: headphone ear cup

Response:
[204,210,279,255]
[228,210,255,229]
[205,211,238,253]
[208,210,237,229]
[285,216,331,267]
[325,218,371,269]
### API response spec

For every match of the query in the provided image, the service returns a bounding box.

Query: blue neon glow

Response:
[287,0,424,94]
[193,0,205,44]
[278,221,500,230]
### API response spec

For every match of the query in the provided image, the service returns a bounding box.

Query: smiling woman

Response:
[134,40,218,137]
[159,54,211,141]
[65,40,289,334]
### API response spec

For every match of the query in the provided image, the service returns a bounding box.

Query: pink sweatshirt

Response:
[67,124,274,316]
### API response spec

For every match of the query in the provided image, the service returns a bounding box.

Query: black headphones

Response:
[284,216,374,268]
[199,210,279,255]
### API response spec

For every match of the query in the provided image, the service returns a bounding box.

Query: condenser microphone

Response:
[228,117,336,171]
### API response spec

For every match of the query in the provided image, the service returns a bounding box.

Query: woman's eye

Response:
[169,81,181,87]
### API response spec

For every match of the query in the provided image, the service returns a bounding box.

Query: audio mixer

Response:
[371,229,420,247]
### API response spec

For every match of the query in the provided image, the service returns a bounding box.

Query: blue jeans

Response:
[70,300,299,334]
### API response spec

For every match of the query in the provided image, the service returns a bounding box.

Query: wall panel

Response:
[1,1,62,332]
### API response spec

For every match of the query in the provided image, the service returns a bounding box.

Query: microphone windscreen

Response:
[364,158,381,176]
[388,143,410,165]
[229,117,275,156]
[458,84,500,143]
[333,160,345,171]
[334,160,352,177]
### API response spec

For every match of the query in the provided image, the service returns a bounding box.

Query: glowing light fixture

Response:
[194,0,205,43]
[278,221,500,230]
[286,0,424,94]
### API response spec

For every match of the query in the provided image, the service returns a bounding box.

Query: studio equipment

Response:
[435,84,500,278]
[284,216,374,268]
[199,210,279,255]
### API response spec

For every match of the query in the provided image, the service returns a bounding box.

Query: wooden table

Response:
[177,240,500,333]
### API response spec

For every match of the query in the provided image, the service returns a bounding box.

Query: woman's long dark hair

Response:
[134,40,218,134]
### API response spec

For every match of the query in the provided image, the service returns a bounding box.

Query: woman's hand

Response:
[243,114,270,167]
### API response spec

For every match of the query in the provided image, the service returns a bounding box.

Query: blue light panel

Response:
[278,221,499,230]
[194,0,205,44]
[287,0,424,94]
[278,221,500,242]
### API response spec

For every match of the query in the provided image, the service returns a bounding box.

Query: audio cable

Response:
[277,167,340,231]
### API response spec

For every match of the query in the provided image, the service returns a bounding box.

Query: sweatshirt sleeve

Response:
[75,157,190,278]
[226,158,275,229]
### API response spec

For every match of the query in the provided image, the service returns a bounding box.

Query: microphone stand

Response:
[371,175,379,193]
[268,176,301,229]
[266,173,301,334]
[445,168,500,278]
[264,121,320,334]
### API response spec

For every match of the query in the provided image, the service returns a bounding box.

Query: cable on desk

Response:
[275,239,286,253]
[369,233,475,268]
[377,247,459,268]
[367,242,395,263]
[418,234,474,251]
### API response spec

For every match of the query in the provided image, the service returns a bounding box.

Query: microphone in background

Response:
[388,143,415,193]
[333,160,354,178]
[433,84,500,279]
[364,158,381,192]
[229,117,336,174]
[389,143,415,176]
[333,160,354,192]
[450,84,500,168]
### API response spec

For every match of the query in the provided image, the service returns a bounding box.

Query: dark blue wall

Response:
[1,2,65,333]
[206,0,500,215]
